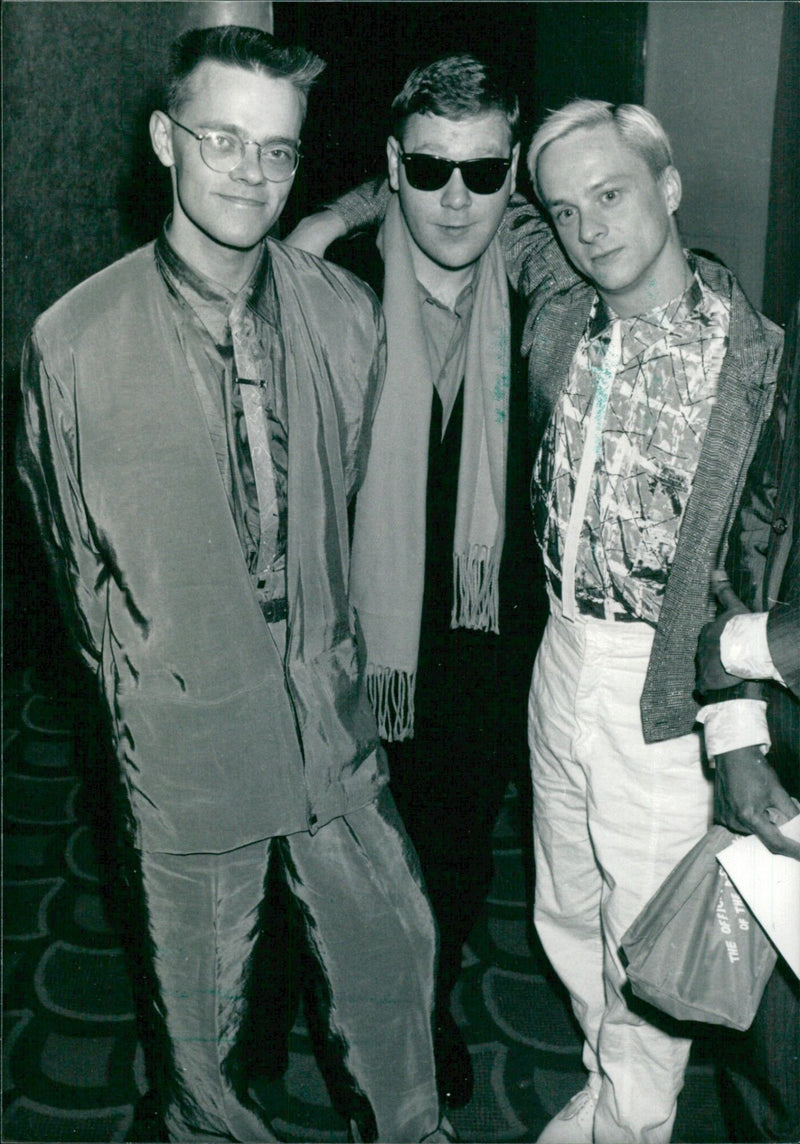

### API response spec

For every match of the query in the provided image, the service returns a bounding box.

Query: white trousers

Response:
[528,601,713,1144]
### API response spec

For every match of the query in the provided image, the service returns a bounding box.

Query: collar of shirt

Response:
[155,225,273,349]
[416,278,475,320]
[416,279,475,434]
[585,256,706,349]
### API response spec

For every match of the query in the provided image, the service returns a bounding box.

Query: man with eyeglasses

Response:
[287,53,547,1111]
[17,25,453,1144]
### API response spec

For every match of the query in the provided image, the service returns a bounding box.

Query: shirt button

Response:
[772,516,788,535]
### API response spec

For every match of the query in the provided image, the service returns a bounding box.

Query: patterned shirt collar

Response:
[154,224,273,347]
[586,256,706,343]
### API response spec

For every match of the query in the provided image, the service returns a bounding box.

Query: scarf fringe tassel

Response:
[452,547,500,634]
[366,665,417,742]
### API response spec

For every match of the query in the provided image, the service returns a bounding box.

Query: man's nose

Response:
[440,168,471,209]
[579,211,606,245]
[231,142,266,185]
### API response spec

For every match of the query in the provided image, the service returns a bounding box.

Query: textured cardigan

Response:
[18,239,388,852]
[500,199,784,743]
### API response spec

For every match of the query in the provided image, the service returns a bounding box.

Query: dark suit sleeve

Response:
[769,602,800,696]
[728,301,799,698]
[766,303,800,697]
[725,386,780,613]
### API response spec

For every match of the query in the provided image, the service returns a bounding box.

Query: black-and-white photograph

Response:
[3,3,798,1142]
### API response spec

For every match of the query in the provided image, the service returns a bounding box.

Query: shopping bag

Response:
[620,825,778,1030]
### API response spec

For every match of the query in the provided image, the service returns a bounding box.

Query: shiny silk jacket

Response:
[17,239,388,853]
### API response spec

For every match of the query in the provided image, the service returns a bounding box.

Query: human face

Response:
[387,111,519,293]
[536,122,686,316]
[150,61,303,286]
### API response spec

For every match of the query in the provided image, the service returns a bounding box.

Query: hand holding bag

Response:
[621,825,778,1030]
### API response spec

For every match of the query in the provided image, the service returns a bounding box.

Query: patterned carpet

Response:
[3,665,731,1143]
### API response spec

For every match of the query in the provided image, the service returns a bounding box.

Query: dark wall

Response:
[4,2,176,675]
[4,2,180,377]
[275,3,646,229]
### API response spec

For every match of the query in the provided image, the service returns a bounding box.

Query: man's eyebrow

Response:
[545,173,629,209]
[197,121,299,145]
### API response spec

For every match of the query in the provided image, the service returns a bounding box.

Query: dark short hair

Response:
[391,53,520,145]
[165,25,325,119]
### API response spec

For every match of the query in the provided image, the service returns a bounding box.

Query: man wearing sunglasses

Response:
[17,24,454,1143]
[288,53,547,1112]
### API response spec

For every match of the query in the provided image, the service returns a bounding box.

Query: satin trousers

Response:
[528,600,713,1144]
[136,789,440,1142]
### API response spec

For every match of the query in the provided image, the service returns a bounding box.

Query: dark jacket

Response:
[726,299,800,791]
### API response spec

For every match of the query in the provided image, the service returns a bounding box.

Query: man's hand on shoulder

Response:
[284,210,346,258]
[714,745,800,859]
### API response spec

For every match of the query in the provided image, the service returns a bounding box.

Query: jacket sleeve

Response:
[324,177,392,235]
[768,601,800,696]
[497,194,580,300]
[765,303,800,696]
[16,330,106,669]
[728,304,799,697]
[349,297,387,502]
[726,368,781,612]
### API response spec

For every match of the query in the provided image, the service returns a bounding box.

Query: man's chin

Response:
[429,246,490,274]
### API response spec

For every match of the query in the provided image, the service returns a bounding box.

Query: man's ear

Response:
[387,136,401,192]
[660,165,682,216]
[150,110,176,169]
[509,141,521,195]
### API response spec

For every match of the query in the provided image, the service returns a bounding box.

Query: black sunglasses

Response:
[399,150,512,195]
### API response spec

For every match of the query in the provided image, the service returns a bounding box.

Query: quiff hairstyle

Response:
[391,53,520,146]
[527,99,674,201]
[165,25,325,120]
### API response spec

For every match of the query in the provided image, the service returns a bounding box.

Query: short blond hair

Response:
[527,99,674,201]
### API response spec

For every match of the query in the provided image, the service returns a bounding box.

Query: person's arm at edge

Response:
[497,193,579,298]
[767,600,800,696]
[697,316,799,858]
[285,177,390,257]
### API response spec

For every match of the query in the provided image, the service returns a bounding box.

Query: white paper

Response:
[716,814,800,980]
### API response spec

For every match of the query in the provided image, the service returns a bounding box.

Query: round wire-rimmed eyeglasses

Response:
[167,113,301,183]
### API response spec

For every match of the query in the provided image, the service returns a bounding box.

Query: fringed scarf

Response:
[350,195,511,740]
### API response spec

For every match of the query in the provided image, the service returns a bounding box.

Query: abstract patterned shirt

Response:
[533,269,731,625]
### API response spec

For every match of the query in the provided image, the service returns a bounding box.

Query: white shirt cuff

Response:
[720,611,784,683]
[697,698,771,759]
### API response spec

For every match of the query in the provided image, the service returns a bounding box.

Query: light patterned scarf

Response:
[350,195,511,740]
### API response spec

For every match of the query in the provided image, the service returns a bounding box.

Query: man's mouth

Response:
[591,247,622,264]
[218,193,267,207]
